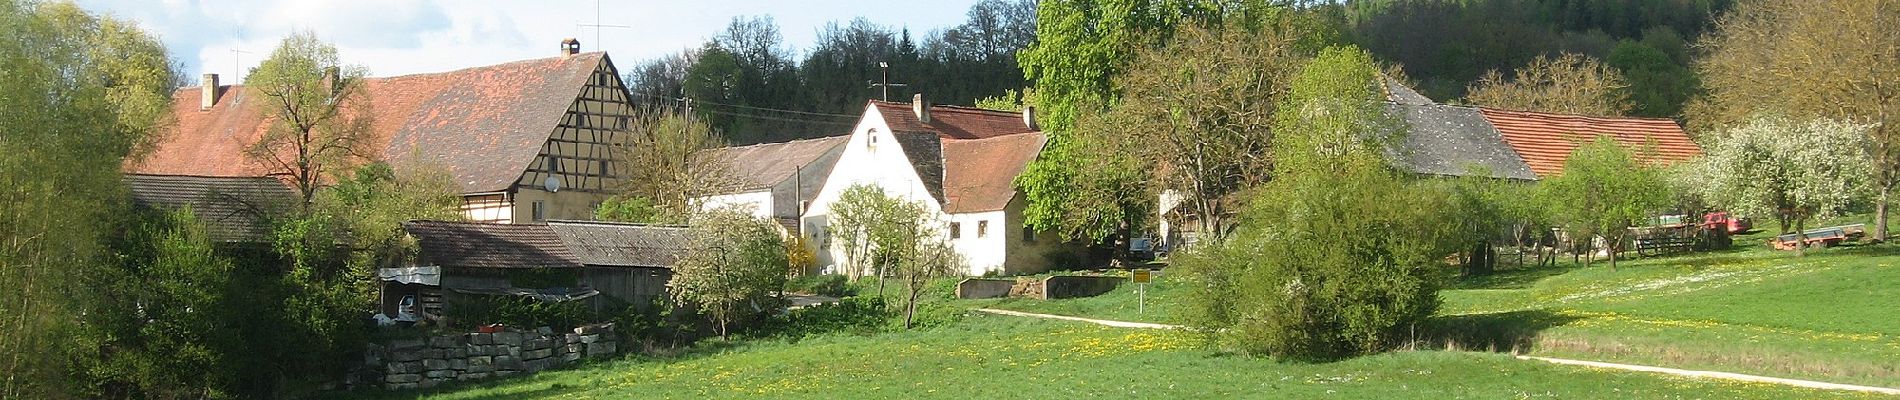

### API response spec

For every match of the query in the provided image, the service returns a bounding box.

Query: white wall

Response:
[947,210,1008,275]
[698,190,774,219]
[803,105,949,275]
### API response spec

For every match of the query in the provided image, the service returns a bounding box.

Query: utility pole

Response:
[868,61,908,102]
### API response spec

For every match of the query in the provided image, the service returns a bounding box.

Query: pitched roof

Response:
[1386,104,1539,180]
[870,101,1038,139]
[546,220,689,268]
[1478,108,1701,178]
[894,132,947,206]
[404,221,581,269]
[132,52,611,193]
[942,132,1048,213]
[702,135,849,192]
[125,173,297,242]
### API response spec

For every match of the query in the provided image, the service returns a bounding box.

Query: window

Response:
[949,222,961,239]
[1024,226,1036,242]
[531,201,547,221]
[547,155,561,173]
[977,220,989,238]
[867,129,878,152]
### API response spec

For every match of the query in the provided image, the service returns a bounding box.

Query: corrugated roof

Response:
[701,135,849,192]
[125,173,297,243]
[1479,108,1701,178]
[132,52,611,193]
[870,101,1038,139]
[403,221,582,269]
[1386,104,1539,180]
[546,220,689,268]
[942,132,1047,213]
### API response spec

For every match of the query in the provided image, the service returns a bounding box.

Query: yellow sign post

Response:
[1131,269,1154,314]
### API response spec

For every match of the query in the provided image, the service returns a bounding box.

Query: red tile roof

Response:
[1478,108,1701,178]
[941,132,1047,214]
[130,52,611,193]
[871,101,1038,139]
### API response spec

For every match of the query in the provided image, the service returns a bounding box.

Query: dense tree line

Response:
[625,0,1035,144]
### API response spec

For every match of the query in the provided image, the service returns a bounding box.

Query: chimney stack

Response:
[321,66,340,97]
[200,73,220,111]
[561,38,581,57]
[1022,105,1038,131]
[912,93,930,124]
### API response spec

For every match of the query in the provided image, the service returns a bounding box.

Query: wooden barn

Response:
[131,39,636,224]
[381,220,687,324]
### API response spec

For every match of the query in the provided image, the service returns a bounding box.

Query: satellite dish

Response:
[544,176,561,192]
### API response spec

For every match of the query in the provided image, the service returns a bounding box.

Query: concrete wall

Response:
[1042,275,1124,299]
[955,278,1015,299]
[361,324,619,390]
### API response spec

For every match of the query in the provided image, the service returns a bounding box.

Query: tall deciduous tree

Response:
[1106,20,1311,238]
[245,31,375,207]
[601,112,736,224]
[669,208,790,340]
[1537,137,1673,270]
[1696,116,1873,256]
[0,2,175,396]
[1693,0,1900,242]
[1465,53,1634,116]
[822,184,961,328]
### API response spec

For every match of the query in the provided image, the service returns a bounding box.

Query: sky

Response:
[73,0,988,85]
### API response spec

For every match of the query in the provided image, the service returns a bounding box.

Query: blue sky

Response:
[74,0,988,84]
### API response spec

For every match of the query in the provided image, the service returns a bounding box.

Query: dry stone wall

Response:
[363,323,618,390]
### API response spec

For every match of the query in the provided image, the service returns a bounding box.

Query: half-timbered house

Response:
[132,39,635,224]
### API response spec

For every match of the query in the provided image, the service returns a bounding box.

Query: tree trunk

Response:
[1877,188,1891,243]
[1794,218,1808,257]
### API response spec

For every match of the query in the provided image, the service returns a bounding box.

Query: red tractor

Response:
[1702,212,1752,235]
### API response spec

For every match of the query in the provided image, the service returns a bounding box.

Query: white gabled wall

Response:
[947,210,1007,275]
[699,190,774,219]
[803,105,949,274]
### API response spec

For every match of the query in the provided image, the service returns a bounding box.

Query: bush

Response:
[766,296,891,340]
[787,274,850,297]
[447,295,590,332]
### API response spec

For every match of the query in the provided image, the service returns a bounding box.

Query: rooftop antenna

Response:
[228,48,253,82]
[575,0,630,52]
[868,61,908,102]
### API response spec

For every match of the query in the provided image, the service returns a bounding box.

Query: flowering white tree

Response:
[1698,115,1873,255]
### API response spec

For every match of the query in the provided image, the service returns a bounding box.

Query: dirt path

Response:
[1517,356,1900,395]
[975,307,1900,395]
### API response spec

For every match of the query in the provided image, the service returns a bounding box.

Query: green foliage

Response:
[75,208,240,399]
[1537,137,1674,268]
[787,274,850,298]
[613,111,734,221]
[1694,115,1873,248]
[824,184,964,328]
[0,2,177,397]
[595,196,673,224]
[670,208,791,339]
[246,30,376,206]
[1607,32,1699,118]
[320,161,465,271]
[1176,47,1449,360]
[447,295,590,332]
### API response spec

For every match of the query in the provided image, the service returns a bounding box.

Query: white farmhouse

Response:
[696,135,849,231]
[801,95,1076,276]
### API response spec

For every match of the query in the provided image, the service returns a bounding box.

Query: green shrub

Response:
[787,274,851,297]
[766,296,891,340]
[448,295,589,332]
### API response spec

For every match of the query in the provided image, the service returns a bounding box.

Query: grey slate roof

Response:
[1385,103,1540,180]
[404,221,581,269]
[125,174,296,243]
[546,220,689,268]
[703,135,849,192]
[402,220,690,270]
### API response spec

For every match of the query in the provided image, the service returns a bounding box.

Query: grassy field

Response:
[973,215,1900,388]
[354,315,1879,399]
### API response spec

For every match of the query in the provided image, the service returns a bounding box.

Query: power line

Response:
[629,91,861,119]
[694,108,860,127]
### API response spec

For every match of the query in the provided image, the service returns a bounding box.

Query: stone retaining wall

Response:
[363,323,618,390]
[955,278,1015,299]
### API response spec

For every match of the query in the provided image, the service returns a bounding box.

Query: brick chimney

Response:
[561,38,581,57]
[912,93,930,124]
[200,73,220,111]
[1022,105,1038,131]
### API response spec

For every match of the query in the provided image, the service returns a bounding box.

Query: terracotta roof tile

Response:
[1478,108,1701,178]
[942,132,1046,214]
[132,52,611,193]
[870,101,1037,139]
